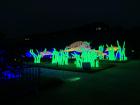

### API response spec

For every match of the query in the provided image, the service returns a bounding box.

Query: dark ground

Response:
[0,60,140,105]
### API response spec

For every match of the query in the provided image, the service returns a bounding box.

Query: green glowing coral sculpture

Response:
[52,49,69,66]
[116,40,127,61]
[106,44,116,61]
[30,49,42,63]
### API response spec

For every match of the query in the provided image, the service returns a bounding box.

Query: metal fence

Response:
[22,67,41,81]
[0,66,41,81]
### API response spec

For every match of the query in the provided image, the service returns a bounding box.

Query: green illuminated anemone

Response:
[106,44,116,61]
[52,49,69,66]
[116,40,127,61]
[30,49,42,63]
[72,53,82,68]
[98,45,104,60]
[72,48,100,68]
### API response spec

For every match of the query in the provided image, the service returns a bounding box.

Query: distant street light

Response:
[131,50,135,52]
[96,27,102,31]
[25,38,30,40]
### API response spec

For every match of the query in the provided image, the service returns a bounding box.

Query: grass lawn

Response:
[0,76,63,104]
[99,59,129,65]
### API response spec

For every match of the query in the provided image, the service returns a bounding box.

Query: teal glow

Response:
[67,77,81,82]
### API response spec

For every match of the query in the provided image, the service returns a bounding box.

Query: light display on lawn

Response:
[81,48,99,68]
[106,44,116,61]
[116,40,127,61]
[40,51,52,56]
[72,48,99,68]
[26,40,128,70]
[104,40,127,61]
[66,41,90,48]
[98,45,104,60]
[29,49,42,63]
[65,41,91,52]
[52,48,69,66]
[72,53,82,68]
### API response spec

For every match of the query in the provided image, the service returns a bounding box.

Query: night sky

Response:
[0,0,140,38]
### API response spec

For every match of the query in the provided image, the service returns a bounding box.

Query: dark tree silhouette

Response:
[0,32,6,40]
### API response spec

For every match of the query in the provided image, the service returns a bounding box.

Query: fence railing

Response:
[0,65,41,81]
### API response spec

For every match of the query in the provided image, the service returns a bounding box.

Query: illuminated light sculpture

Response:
[64,41,106,61]
[89,49,99,68]
[58,50,64,65]
[43,48,47,53]
[58,50,69,65]
[105,46,118,52]
[52,49,69,66]
[65,41,91,52]
[52,48,59,64]
[25,51,32,58]
[40,48,54,58]
[30,49,42,63]
[64,47,81,52]
[116,40,127,61]
[122,41,127,60]
[82,48,99,68]
[98,45,104,60]
[25,39,128,71]
[96,59,99,67]
[72,53,82,68]
[99,45,104,52]
[40,51,52,57]
[72,48,99,69]
[63,51,69,65]
[2,70,21,80]
[66,41,86,48]
[106,44,116,61]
